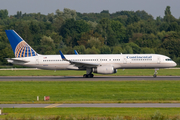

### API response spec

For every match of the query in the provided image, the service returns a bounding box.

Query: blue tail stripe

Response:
[5,30,23,53]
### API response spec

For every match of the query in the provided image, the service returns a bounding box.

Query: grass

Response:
[1,108,180,119]
[0,70,180,119]
[0,69,180,76]
[1,81,180,103]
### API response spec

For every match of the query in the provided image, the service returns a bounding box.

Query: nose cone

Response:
[172,61,177,67]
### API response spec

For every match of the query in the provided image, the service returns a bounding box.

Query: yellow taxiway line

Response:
[44,104,62,108]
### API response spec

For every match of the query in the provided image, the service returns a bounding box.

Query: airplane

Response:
[5,30,177,78]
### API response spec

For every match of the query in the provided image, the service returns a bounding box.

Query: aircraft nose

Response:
[173,61,177,67]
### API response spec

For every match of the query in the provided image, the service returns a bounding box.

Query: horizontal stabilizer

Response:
[6,58,29,63]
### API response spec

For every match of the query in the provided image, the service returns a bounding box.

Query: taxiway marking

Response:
[44,104,62,108]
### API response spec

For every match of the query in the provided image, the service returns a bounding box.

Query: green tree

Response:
[126,15,140,25]
[112,46,123,54]
[155,48,169,57]
[87,37,101,48]
[111,20,126,43]
[56,8,77,20]
[47,13,54,23]
[167,22,180,32]
[164,6,176,23]
[135,10,153,20]
[87,21,98,30]
[73,45,86,54]
[60,19,90,47]
[159,22,169,31]
[123,45,133,54]
[29,21,40,34]
[100,45,111,54]
[96,18,111,44]
[85,47,100,54]
[15,11,22,19]
[127,42,141,54]
[141,47,155,54]
[161,38,180,58]
[0,9,8,19]
[77,30,104,47]
[107,30,118,46]
[39,36,55,54]
[53,16,64,32]
[0,46,14,65]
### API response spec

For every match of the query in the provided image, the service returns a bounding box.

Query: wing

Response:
[59,50,99,68]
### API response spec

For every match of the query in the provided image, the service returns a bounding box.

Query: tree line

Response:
[0,6,180,65]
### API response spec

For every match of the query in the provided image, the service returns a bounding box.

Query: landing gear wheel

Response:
[83,74,87,78]
[153,74,157,78]
[91,74,94,78]
[153,68,159,78]
[83,74,94,78]
[88,74,91,78]
[89,74,94,78]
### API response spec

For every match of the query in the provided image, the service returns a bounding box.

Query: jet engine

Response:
[93,66,117,74]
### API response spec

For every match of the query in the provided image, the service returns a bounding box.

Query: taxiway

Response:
[1,103,180,108]
[0,76,180,81]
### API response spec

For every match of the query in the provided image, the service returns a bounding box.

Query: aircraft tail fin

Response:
[74,50,78,55]
[5,30,38,58]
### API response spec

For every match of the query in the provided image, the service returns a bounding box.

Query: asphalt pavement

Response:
[1,76,180,81]
[1,103,180,108]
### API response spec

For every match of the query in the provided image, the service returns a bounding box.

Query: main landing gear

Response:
[153,68,159,78]
[83,68,94,78]
[83,74,94,78]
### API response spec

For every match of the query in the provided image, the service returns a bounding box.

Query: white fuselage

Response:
[9,54,177,71]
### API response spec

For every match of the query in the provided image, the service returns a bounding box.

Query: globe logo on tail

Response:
[15,41,38,58]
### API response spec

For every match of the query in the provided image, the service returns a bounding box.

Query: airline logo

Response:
[126,56,152,59]
[15,41,38,58]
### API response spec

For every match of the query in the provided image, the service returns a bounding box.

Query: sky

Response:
[0,0,180,19]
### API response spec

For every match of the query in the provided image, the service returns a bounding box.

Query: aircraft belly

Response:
[40,64,69,70]
[121,63,174,69]
[21,63,69,70]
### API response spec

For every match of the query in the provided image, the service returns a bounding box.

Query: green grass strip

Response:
[0,69,180,76]
[1,81,180,103]
[1,108,180,119]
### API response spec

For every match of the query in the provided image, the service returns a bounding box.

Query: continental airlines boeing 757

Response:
[5,30,176,78]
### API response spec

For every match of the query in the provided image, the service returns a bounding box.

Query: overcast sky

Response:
[0,0,180,19]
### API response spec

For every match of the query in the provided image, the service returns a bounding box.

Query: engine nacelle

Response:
[93,66,117,74]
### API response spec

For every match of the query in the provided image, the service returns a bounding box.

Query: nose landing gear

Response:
[153,68,159,78]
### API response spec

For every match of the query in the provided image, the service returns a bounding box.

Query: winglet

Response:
[59,50,68,61]
[74,50,78,55]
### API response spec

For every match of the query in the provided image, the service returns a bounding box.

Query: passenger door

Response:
[157,57,161,64]
[35,57,39,65]
[123,57,127,64]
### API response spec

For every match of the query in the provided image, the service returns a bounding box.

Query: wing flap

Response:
[69,61,99,67]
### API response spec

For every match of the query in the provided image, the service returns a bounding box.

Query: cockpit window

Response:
[165,59,172,61]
